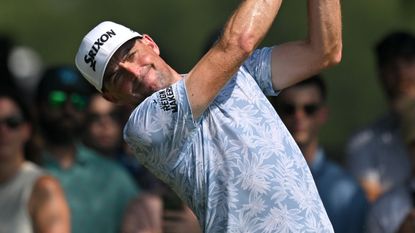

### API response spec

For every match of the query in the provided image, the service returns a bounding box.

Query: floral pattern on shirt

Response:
[124,47,333,233]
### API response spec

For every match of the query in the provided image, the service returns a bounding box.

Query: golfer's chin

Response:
[124,82,163,107]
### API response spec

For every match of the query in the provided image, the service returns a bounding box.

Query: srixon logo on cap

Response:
[84,29,116,71]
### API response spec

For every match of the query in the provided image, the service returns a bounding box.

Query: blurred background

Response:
[1,0,415,160]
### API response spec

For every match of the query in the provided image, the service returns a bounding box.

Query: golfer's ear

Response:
[141,34,160,55]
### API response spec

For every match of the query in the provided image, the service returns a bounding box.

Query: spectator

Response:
[269,75,369,233]
[366,97,415,233]
[83,92,126,157]
[83,93,201,233]
[84,92,162,191]
[0,86,70,233]
[35,65,139,233]
[345,31,415,203]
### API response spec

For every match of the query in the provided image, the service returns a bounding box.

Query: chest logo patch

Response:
[158,86,178,113]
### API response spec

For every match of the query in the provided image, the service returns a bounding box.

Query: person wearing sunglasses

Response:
[83,92,126,158]
[35,66,139,233]
[0,86,70,233]
[269,75,368,233]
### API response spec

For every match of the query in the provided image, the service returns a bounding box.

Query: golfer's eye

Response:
[125,50,137,62]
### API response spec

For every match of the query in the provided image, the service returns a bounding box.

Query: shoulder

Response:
[323,159,350,178]
[322,159,363,194]
[77,146,138,191]
[80,145,131,173]
[33,175,62,193]
[30,175,65,204]
[124,82,197,160]
[124,81,190,145]
[346,113,394,151]
[16,162,47,190]
[21,161,45,177]
[76,144,129,174]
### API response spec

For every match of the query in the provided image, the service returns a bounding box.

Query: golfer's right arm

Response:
[185,0,283,118]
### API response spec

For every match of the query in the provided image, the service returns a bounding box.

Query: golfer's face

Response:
[104,39,165,106]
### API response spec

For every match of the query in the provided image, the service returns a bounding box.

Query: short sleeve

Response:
[242,46,278,96]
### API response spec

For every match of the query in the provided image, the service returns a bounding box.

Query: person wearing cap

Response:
[75,0,342,232]
[0,86,70,233]
[34,65,139,233]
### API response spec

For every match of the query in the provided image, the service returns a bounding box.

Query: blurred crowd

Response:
[1,29,415,233]
[0,34,201,233]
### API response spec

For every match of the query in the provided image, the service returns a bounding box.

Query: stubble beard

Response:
[131,70,171,105]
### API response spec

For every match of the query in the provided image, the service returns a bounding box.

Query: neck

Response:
[46,143,77,169]
[299,139,319,166]
[166,63,182,82]
[0,154,24,184]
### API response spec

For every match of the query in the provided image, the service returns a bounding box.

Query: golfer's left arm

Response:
[270,0,342,90]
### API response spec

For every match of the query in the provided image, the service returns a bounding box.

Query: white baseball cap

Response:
[75,21,142,92]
